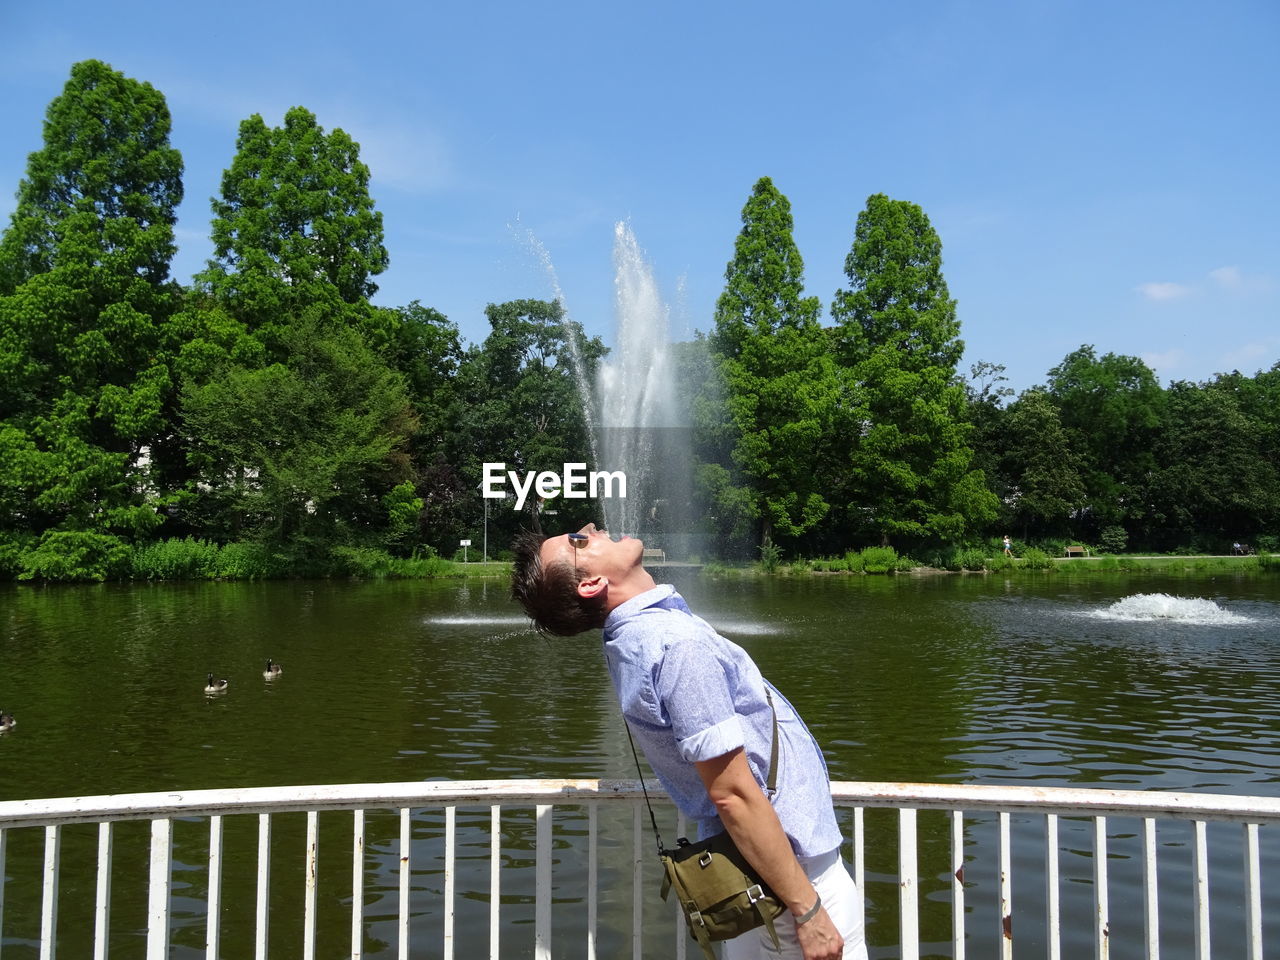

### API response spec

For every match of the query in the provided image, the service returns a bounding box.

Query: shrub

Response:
[1259,552,1278,571]
[895,554,917,572]
[0,535,34,580]
[957,548,987,572]
[1020,547,1053,570]
[788,559,810,575]
[1099,526,1129,554]
[986,553,1014,572]
[828,557,848,572]
[1038,538,1067,558]
[860,546,898,574]
[18,531,131,582]
[758,537,782,574]
[132,537,221,580]
[214,542,278,580]
[932,546,962,572]
[330,546,395,577]
[1257,535,1279,553]
[844,550,865,573]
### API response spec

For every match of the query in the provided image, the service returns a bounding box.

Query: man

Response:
[512,523,867,960]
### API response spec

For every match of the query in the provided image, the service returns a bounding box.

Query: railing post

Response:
[1193,820,1209,960]
[207,815,223,960]
[1046,814,1060,960]
[631,803,642,960]
[535,803,552,960]
[852,807,865,943]
[0,827,6,960]
[303,811,317,960]
[490,805,501,960]
[1142,818,1158,960]
[255,813,271,960]
[399,807,411,960]
[39,825,59,960]
[146,818,172,960]
[1244,822,1261,960]
[444,805,456,960]
[898,807,919,960]
[999,811,1012,960]
[94,822,112,960]
[587,802,598,960]
[951,810,965,960]
[1094,817,1109,960]
[352,808,365,960]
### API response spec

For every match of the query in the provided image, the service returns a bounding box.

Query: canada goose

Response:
[0,709,15,732]
[263,658,283,679]
[205,674,229,694]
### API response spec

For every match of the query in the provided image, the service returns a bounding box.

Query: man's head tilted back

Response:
[511,525,655,636]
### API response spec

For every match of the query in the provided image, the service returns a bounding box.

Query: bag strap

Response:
[624,687,780,856]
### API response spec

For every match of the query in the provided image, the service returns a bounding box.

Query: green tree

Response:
[175,105,414,558]
[196,106,387,349]
[999,389,1086,538]
[964,360,1014,490]
[362,300,469,551]
[706,177,837,551]
[1045,345,1164,539]
[0,60,183,578]
[1148,378,1279,547]
[457,299,604,544]
[830,193,996,545]
[181,319,417,557]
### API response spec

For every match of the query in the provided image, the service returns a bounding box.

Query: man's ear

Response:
[577,574,608,601]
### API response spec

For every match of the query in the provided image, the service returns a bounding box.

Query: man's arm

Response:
[695,748,844,960]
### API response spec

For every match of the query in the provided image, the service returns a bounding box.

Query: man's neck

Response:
[602,566,659,615]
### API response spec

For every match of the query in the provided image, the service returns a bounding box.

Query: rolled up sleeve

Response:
[656,639,745,763]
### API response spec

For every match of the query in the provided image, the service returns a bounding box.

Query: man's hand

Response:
[795,904,843,960]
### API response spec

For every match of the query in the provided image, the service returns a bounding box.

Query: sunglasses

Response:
[570,535,588,578]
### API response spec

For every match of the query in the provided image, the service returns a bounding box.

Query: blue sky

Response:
[1,0,1276,393]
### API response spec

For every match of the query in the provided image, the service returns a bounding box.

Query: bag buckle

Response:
[689,908,706,928]
[698,851,713,868]
[746,884,765,904]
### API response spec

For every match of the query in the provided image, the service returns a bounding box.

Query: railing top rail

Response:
[0,779,1277,829]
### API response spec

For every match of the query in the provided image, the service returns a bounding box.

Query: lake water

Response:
[1,572,1278,957]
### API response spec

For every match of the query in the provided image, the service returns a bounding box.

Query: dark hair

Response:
[511,530,607,636]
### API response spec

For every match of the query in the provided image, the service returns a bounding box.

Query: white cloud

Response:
[1142,349,1185,375]
[1209,265,1242,289]
[1219,341,1278,372]
[1136,281,1191,302]
[1208,265,1274,295]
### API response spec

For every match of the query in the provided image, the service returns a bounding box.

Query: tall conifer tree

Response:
[179,108,414,555]
[197,107,387,347]
[707,177,837,550]
[831,193,995,544]
[0,60,183,578]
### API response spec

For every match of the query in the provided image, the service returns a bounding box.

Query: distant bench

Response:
[642,548,666,563]
[1064,545,1090,558]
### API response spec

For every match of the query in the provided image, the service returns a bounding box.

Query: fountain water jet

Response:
[589,222,688,540]
[523,221,693,552]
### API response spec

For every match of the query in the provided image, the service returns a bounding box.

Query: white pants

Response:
[722,849,868,960]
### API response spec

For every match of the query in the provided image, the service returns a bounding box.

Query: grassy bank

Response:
[702,550,1278,578]
[124,537,509,583]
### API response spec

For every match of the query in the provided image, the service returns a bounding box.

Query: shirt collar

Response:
[603,583,677,634]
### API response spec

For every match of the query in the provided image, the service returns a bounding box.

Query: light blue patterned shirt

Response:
[602,584,843,858]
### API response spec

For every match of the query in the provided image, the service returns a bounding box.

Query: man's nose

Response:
[578,522,597,535]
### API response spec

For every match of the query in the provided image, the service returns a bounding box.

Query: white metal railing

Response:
[0,779,1275,959]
